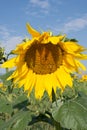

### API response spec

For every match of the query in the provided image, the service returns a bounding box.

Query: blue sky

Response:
[0,0,87,73]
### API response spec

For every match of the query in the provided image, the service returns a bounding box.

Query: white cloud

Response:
[0,26,23,53]
[25,0,50,16]
[62,16,87,33]
[0,26,24,74]
[2,36,23,53]
[29,0,49,9]
[0,25,10,39]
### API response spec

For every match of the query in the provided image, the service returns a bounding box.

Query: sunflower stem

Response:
[52,89,63,130]
[54,121,63,130]
[6,68,9,73]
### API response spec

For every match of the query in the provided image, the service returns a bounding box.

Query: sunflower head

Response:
[0,82,6,91]
[81,74,87,81]
[1,23,87,99]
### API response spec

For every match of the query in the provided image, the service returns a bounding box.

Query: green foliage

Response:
[0,71,53,130]
[0,71,87,130]
[73,79,87,95]
[52,94,87,130]
[0,46,8,64]
[0,47,4,61]
[1,111,32,130]
[52,80,87,130]
[62,36,78,42]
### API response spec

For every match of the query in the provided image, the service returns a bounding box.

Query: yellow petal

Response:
[12,63,29,82]
[1,57,16,68]
[64,54,78,72]
[26,23,41,37]
[55,66,73,89]
[50,73,61,93]
[73,53,87,59]
[7,70,18,80]
[23,72,36,97]
[12,42,26,54]
[62,41,84,53]
[18,72,28,88]
[43,74,53,97]
[27,73,36,96]
[48,35,65,45]
[35,75,45,99]
[24,70,34,91]
[75,60,86,71]
[82,75,87,81]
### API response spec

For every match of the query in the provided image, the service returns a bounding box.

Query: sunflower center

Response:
[25,43,63,74]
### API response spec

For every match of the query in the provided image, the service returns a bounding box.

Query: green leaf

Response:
[74,80,87,96]
[52,94,87,130]
[70,38,78,42]
[1,111,32,130]
[13,95,29,110]
[0,70,13,81]
[0,98,13,114]
[0,70,13,86]
[62,86,75,99]
[0,119,5,126]
[62,37,78,42]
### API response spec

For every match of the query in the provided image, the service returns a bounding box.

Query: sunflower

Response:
[0,82,6,91]
[81,74,87,81]
[1,23,87,99]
